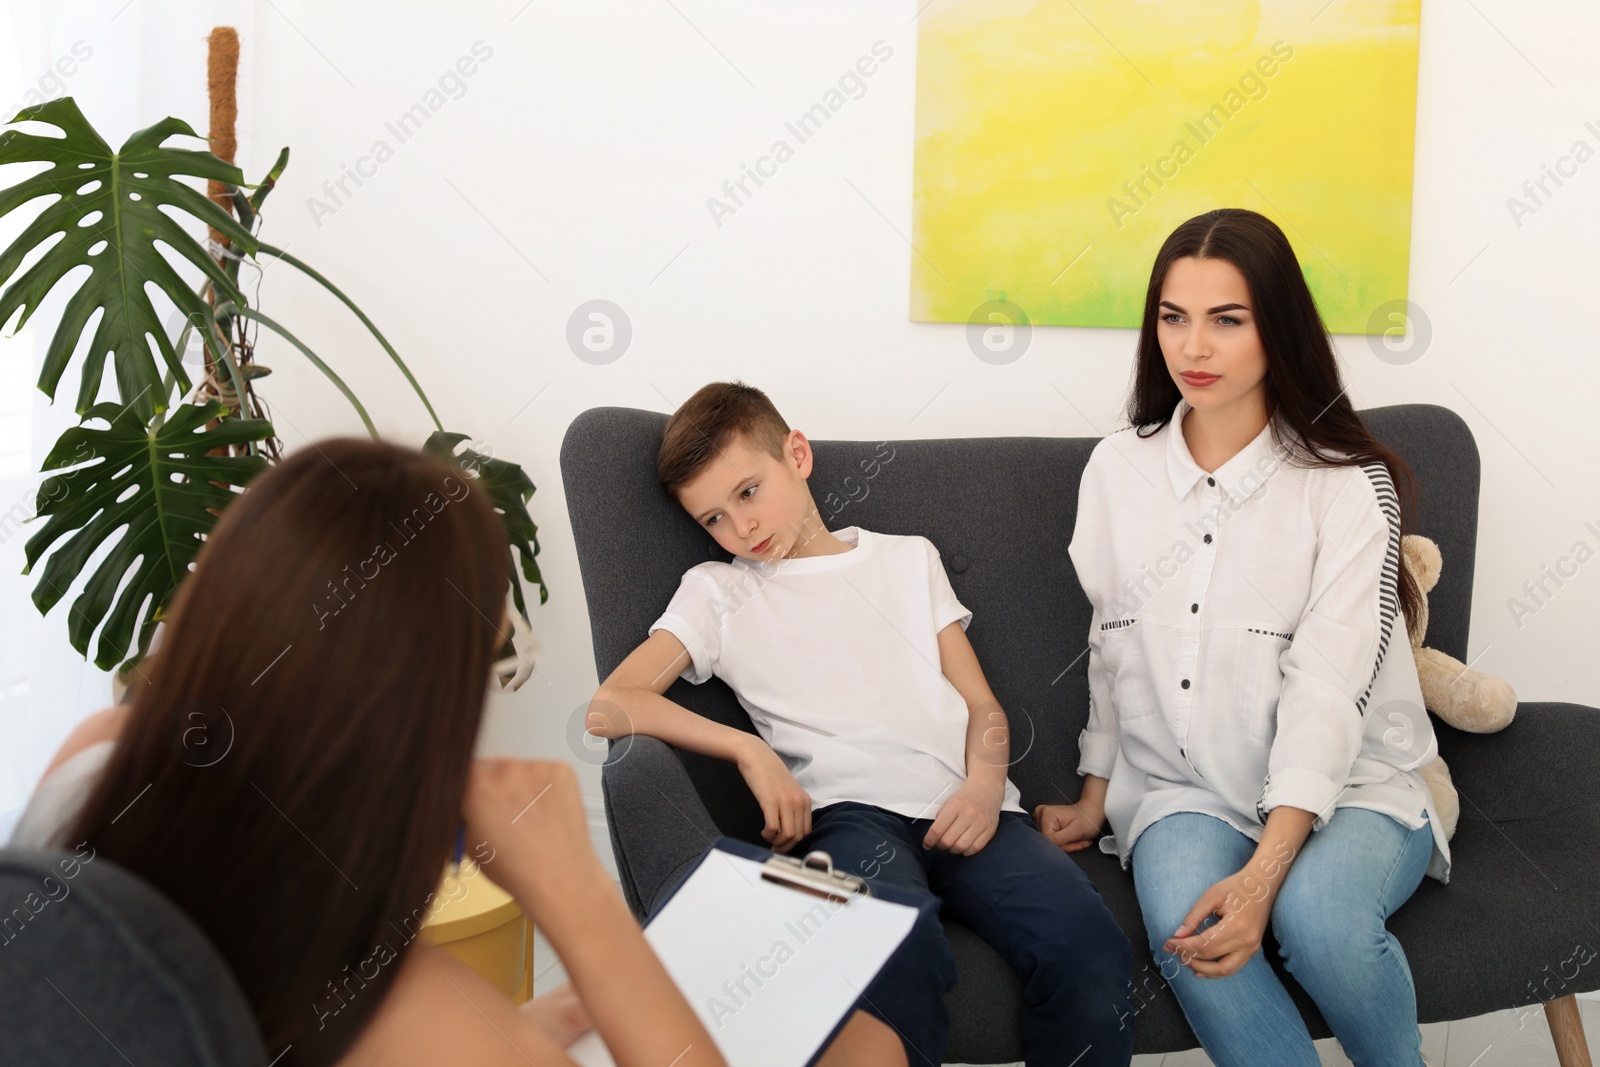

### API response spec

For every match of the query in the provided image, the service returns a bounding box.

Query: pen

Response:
[453,821,465,872]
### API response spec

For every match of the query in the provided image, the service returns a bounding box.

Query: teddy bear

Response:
[1404,534,1518,840]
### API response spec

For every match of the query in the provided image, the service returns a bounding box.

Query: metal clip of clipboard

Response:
[759,850,870,903]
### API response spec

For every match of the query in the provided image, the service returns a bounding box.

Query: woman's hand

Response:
[463,758,730,1067]
[520,982,593,1047]
[1163,807,1313,977]
[734,739,812,853]
[1032,800,1103,852]
[462,758,607,909]
[1161,865,1280,977]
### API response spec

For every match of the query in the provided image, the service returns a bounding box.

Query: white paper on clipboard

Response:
[567,848,920,1067]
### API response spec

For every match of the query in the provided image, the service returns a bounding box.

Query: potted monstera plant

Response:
[0,96,545,674]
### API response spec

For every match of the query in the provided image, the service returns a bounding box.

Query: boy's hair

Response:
[659,380,791,497]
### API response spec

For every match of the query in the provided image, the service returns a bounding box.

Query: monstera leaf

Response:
[423,431,547,617]
[0,97,550,673]
[25,401,273,670]
[0,97,257,420]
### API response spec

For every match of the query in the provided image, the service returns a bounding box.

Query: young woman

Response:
[1033,208,1451,1067]
[13,439,901,1066]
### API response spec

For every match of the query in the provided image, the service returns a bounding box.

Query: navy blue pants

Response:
[795,801,1136,1067]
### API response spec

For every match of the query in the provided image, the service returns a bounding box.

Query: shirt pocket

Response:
[1099,616,1159,725]
[1205,625,1293,747]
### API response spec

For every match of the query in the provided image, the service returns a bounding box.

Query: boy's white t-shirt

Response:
[649,526,1025,821]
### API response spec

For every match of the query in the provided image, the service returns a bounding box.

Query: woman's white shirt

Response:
[8,739,114,849]
[1070,398,1451,883]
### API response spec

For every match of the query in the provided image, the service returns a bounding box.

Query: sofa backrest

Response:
[562,403,1480,840]
[0,848,266,1066]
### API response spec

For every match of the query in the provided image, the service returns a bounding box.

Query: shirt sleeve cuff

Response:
[1261,767,1343,830]
[934,598,973,633]
[1077,729,1118,779]
[647,615,713,684]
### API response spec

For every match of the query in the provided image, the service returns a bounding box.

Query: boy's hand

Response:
[1032,800,1103,853]
[923,778,1002,855]
[735,739,812,853]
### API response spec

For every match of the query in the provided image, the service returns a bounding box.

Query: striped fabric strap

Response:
[1354,461,1402,715]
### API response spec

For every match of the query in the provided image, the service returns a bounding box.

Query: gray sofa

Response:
[561,403,1600,1063]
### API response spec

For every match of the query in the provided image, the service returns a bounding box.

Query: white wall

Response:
[2,0,1596,825]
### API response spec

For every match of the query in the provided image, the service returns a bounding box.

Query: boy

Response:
[591,381,1135,1066]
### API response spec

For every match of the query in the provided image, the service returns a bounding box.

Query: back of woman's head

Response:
[1126,207,1422,626]
[65,438,511,1065]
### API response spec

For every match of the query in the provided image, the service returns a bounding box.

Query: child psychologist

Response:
[588,381,1135,1067]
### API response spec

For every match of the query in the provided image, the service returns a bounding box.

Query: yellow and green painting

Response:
[910,0,1421,334]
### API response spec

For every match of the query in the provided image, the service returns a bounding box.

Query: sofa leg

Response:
[1544,994,1593,1067]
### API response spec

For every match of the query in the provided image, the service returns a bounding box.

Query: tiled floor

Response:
[532,896,1600,1067]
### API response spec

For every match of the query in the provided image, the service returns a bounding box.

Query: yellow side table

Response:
[420,857,535,1003]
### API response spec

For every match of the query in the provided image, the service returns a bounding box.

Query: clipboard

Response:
[567,836,936,1067]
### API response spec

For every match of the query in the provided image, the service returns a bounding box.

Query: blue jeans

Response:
[794,801,1136,1067]
[1128,807,1434,1067]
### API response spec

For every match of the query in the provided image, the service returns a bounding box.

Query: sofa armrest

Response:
[1435,701,1600,823]
[601,733,722,920]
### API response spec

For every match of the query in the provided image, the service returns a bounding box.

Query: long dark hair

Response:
[65,439,511,1065]
[1126,207,1421,630]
